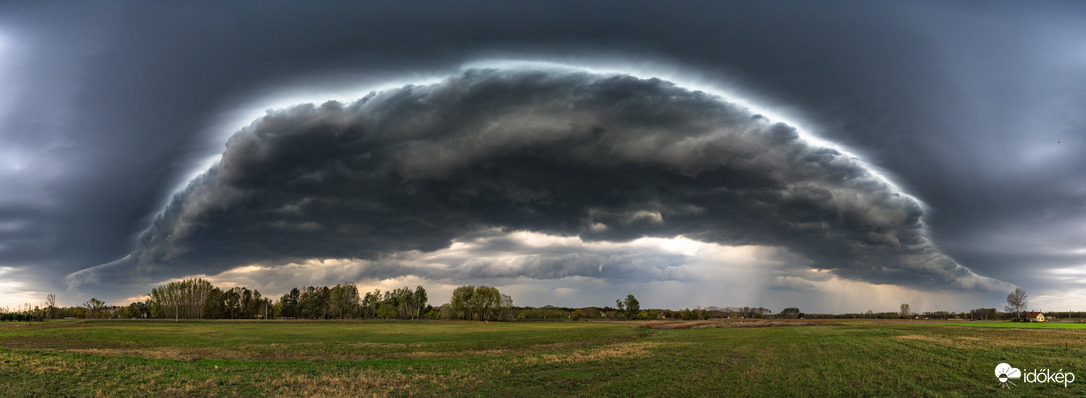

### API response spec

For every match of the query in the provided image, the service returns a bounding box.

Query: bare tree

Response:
[45,294,56,319]
[1004,288,1028,320]
[499,294,513,321]
[899,303,911,318]
[83,298,106,319]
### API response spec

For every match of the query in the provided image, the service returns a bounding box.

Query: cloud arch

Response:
[68,67,1009,292]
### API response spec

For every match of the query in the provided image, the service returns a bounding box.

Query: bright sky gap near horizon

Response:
[1,2,1085,313]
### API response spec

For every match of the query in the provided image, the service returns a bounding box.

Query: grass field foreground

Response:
[1,319,1084,396]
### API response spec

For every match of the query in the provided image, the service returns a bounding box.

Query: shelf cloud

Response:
[68,68,1009,293]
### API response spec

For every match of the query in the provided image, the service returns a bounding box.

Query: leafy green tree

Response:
[447,285,505,321]
[780,307,801,319]
[341,283,360,319]
[390,286,414,319]
[125,301,150,319]
[299,286,329,319]
[451,285,475,320]
[474,286,501,321]
[362,289,381,319]
[278,288,300,318]
[615,294,639,319]
[149,278,214,320]
[329,285,346,318]
[224,288,241,319]
[413,286,428,319]
[971,307,998,320]
[203,288,225,319]
[241,289,253,317]
[325,283,361,319]
[376,303,398,319]
[245,290,266,318]
[438,304,455,320]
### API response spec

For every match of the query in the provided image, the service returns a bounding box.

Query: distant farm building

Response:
[1025,312,1046,322]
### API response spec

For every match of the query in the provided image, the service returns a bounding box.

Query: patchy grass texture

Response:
[1,319,1084,396]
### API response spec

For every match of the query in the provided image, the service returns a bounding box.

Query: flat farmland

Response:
[1,319,1084,397]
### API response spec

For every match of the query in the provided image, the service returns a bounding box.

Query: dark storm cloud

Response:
[69,69,1007,292]
[4,1,1084,308]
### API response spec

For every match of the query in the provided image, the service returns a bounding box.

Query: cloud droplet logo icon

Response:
[995,363,1021,387]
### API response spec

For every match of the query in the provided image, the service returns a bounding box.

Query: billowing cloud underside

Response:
[71,68,1007,291]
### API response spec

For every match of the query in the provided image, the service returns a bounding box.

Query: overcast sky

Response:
[1,2,1084,313]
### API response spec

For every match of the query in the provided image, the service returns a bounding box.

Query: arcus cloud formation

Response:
[68,67,1009,293]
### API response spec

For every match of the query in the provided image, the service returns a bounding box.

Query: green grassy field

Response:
[1,319,1083,397]
[935,321,1086,329]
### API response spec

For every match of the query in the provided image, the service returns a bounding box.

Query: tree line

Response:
[276,284,431,320]
[146,278,273,320]
[7,285,1081,323]
[147,279,435,320]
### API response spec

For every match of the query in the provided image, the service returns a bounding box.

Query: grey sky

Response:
[1,2,1083,313]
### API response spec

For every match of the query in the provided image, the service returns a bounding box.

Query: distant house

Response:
[1025,312,1046,322]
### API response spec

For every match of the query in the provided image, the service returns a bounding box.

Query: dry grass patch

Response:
[518,340,671,365]
[894,333,994,350]
[66,347,225,361]
[893,327,1086,351]
[895,334,957,345]
[262,370,478,397]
